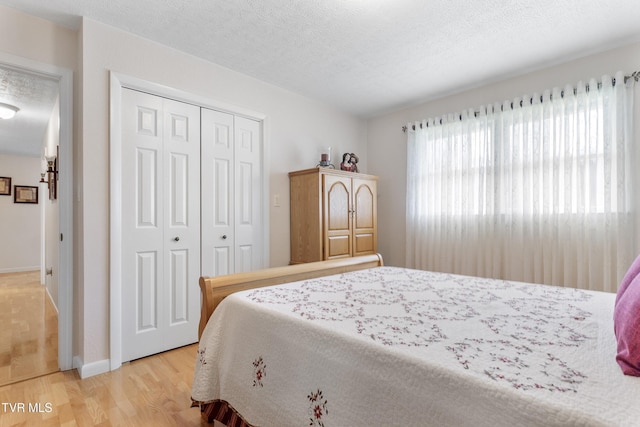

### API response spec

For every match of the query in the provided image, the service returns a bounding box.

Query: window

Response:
[406,73,636,293]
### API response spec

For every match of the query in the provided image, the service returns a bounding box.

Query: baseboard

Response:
[45,287,59,315]
[0,266,39,274]
[73,356,110,379]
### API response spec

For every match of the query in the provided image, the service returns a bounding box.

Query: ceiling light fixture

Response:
[0,102,19,119]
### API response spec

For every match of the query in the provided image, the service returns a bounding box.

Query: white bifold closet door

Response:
[121,89,201,362]
[201,108,263,276]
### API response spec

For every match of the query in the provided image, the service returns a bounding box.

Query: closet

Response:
[119,88,263,362]
[289,168,377,264]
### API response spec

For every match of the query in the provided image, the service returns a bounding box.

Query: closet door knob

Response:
[222,235,228,240]
[173,237,180,242]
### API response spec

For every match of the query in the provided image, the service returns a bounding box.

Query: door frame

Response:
[0,52,74,371]
[109,72,270,370]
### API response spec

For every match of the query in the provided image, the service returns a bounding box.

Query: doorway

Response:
[0,52,73,379]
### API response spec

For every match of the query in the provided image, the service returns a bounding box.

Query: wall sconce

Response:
[41,151,58,200]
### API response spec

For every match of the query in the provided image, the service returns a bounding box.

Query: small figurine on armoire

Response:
[340,153,359,173]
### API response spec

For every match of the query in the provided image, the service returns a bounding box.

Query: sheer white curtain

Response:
[406,72,636,292]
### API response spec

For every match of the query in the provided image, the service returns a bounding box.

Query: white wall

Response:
[79,18,367,366]
[0,6,76,71]
[367,41,640,268]
[0,154,41,272]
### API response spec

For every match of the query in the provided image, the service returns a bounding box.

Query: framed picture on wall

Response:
[0,177,10,196]
[14,185,38,204]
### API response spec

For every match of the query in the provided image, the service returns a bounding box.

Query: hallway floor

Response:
[0,270,58,386]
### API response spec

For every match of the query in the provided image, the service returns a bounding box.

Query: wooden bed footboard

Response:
[198,254,384,339]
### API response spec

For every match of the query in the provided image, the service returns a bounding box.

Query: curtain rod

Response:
[402,71,640,133]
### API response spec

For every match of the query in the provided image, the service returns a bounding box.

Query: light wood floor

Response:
[0,344,211,426]
[0,271,58,386]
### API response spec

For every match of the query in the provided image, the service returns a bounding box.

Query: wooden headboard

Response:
[198,253,384,339]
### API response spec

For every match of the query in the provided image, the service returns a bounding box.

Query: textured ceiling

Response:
[0,65,59,157]
[1,0,640,123]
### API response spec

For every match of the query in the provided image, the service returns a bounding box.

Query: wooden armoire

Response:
[289,168,378,264]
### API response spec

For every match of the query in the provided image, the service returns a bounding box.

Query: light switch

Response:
[274,194,281,207]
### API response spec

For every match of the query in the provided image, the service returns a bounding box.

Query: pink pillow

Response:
[616,254,640,306]
[614,257,640,376]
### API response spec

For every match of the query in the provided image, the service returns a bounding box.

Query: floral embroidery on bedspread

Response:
[252,356,266,387]
[301,277,352,293]
[356,316,447,346]
[246,287,309,304]
[504,297,592,320]
[307,389,328,427]
[198,347,207,367]
[446,338,587,392]
[481,315,593,347]
[293,301,364,321]
[346,288,405,305]
[403,299,480,321]
[241,267,598,395]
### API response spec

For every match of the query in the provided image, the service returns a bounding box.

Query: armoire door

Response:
[201,109,263,277]
[352,178,377,256]
[323,174,352,259]
[121,88,201,362]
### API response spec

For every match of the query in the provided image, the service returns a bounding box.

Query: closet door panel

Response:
[161,98,201,348]
[122,89,200,362]
[234,117,262,273]
[169,249,189,324]
[122,89,164,360]
[136,148,159,228]
[214,247,231,276]
[136,251,158,332]
[201,109,235,277]
[169,153,189,226]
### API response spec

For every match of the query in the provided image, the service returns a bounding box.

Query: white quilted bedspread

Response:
[191,266,640,426]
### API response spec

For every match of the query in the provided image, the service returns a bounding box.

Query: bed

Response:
[191,254,640,426]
